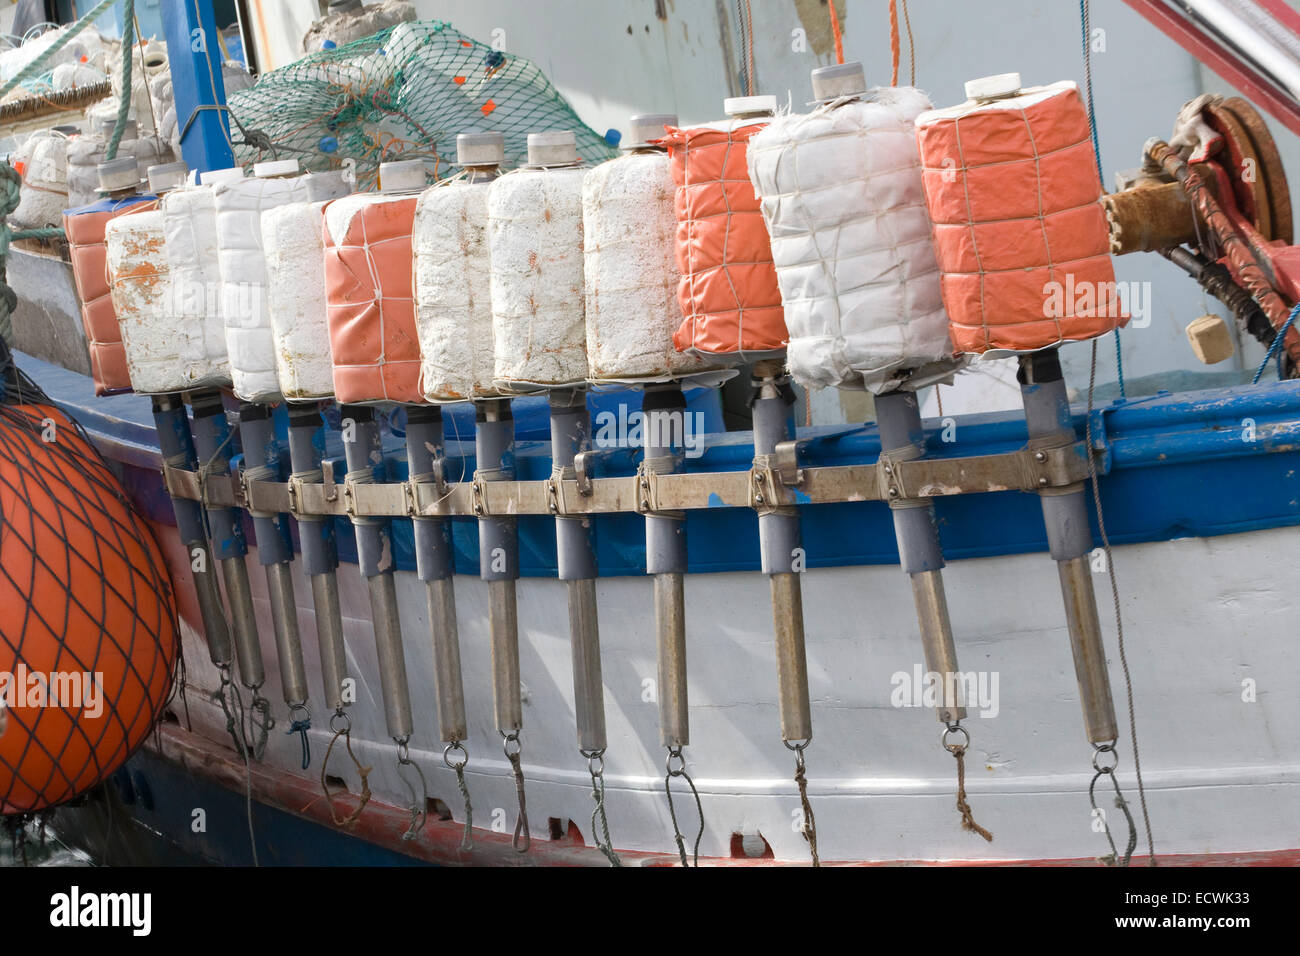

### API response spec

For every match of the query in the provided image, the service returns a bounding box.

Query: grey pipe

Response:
[1018,350,1119,744]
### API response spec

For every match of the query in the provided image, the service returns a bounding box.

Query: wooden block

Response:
[1186,314,1236,365]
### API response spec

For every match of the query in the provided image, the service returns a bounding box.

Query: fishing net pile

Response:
[226,18,618,186]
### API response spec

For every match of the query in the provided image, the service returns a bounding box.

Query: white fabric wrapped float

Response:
[413,143,499,401]
[488,131,588,386]
[261,171,353,401]
[214,162,349,402]
[10,130,69,229]
[581,115,708,380]
[157,171,237,390]
[746,83,954,391]
[106,162,215,394]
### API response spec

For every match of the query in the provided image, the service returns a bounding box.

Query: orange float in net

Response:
[0,402,178,814]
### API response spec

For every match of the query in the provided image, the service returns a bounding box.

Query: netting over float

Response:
[0,374,179,815]
[227,19,618,184]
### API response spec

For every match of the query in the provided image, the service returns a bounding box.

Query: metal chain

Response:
[321,709,372,827]
[664,746,705,868]
[785,740,820,867]
[443,741,474,852]
[1085,339,1156,864]
[942,722,993,842]
[394,737,429,841]
[582,749,622,867]
[1088,742,1137,867]
[502,731,531,853]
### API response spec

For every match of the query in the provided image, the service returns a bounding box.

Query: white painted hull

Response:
[159,524,1300,863]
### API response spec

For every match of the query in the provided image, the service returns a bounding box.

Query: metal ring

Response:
[443,741,468,771]
[1092,742,1119,774]
[501,730,522,757]
[665,747,687,776]
[782,736,812,753]
[395,738,411,763]
[941,723,970,753]
[329,709,351,735]
[582,749,605,777]
[289,703,310,724]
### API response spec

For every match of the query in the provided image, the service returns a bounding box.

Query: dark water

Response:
[0,819,93,867]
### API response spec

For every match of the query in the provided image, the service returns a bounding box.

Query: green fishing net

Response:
[226,18,618,184]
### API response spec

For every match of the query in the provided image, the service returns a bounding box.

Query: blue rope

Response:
[1252,302,1300,384]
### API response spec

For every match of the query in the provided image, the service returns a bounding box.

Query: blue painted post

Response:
[160,0,235,174]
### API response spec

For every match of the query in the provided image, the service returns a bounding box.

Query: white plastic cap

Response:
[965,72,1022,100]
[199,166,246,186]
[723,94,777,117]
[527,130,578,166]
[378,159,427,192]
[95,157,144,193]
[253,158,300,178]
[811,62,867,102]
[457,132,505,166]
[624,113,677,149]
[147,161,189,193]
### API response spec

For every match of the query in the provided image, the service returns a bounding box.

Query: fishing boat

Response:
[1,0,1298,868]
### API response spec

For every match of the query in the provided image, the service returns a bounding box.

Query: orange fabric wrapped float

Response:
[0,403,179,813]
[64,194,155,395]
[324,160,427,405]
[915,74,1126,353]
[663,96,788,361]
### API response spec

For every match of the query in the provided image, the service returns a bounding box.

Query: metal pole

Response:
[874,391,966,726]
[474,397,529,852]
[549,386,619,864]
[403,406,468,745]
[190,390,263,693]
[286,403,348,714]
[239,404,309,721]
[642,384,689,749]
[151,393,231,669]
[1017,349,1119,744]
[339,405,413,742]
[750,359,818,865]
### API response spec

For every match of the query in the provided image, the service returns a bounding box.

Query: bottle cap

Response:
[811,61,867,103]
[624,113,677,149]
[457,132,505,166]
[378,159,427,192]
[723,94,777,117]
[527,130,579,166]
[253,158,301,178]
[964,72,1022,101]
[147,161,189,193]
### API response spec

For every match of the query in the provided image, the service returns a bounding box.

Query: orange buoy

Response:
[0,403,178,814]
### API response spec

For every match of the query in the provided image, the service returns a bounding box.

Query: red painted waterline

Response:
[150,725,1300,867]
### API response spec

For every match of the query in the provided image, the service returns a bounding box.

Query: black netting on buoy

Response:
[0,362,179,813]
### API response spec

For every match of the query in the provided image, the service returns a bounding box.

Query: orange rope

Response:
[889,0,900,85]
[827,0,845,65]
